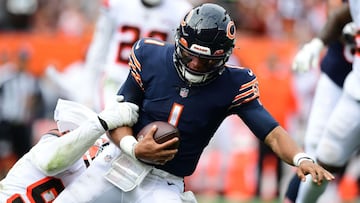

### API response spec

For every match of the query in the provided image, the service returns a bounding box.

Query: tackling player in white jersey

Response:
[84,0,193,111]
[0,96,138,203]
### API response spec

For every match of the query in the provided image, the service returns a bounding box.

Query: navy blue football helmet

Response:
[174,3,236,85]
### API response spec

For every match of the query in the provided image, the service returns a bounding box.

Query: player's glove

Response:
[342,22,356,45]
[98,95,139,130]
[292,38,324,72]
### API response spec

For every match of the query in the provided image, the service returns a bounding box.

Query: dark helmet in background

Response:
[174,3,236,85]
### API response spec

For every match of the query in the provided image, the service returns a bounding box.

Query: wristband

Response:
[119,135,138,159]
[293,152,314,166]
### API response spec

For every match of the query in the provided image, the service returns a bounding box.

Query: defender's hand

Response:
[98,95,139,130]
[292,38,324,72]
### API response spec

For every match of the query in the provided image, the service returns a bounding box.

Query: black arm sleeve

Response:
[236,99,279,141]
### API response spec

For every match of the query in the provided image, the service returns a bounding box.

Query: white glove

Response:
[98,95,139,130]
[342,22,356,44]
[292,38,324,72]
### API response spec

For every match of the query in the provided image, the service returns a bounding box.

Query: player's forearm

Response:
[108,126,134,147]
[319,3,352,45]
[264,126,304,166]
[31,119,105,175]
[108,126,137,158]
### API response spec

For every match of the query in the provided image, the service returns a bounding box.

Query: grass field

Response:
[195,194,280,203]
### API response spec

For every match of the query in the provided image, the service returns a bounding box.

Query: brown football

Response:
[137,121,180,149]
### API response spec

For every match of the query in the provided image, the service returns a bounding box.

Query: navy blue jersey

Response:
[321,40,352,88]
[118,38,278,177]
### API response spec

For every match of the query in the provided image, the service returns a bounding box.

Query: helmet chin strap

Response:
[174,53,206,84]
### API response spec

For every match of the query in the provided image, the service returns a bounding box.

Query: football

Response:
[137,121,180,149]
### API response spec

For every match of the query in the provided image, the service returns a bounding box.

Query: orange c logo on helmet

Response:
[226,21,236,40]
[180,37,188,48]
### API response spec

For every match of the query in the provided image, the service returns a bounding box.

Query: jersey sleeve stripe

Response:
[129,51,144,90]
[130,48,141,71]
[232,78,259,106]
[240,78,257,90]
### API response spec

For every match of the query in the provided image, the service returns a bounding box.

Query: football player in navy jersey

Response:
[54,3,334,203]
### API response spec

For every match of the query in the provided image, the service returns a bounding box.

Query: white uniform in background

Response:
[295,1,360,202]
[84,0,192,111]
[345,0,360,100]
[315,0,360,172]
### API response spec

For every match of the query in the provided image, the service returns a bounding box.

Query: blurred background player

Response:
[0,48,43,179]
[0,96,138,202]
[284,1,355,200]
[82,0,193,111]
[287,1,360,203]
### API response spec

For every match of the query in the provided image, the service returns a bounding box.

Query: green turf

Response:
[196,195,280,203]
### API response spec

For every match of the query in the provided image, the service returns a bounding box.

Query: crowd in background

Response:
[1,0,353,202]
[0,0,327,38]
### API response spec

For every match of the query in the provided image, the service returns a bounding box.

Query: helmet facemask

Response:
[174,41,227,84]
